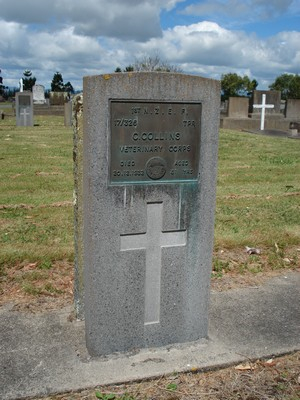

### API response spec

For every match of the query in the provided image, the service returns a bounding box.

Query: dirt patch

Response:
[0,201,73,210]
[0,260,74,312]
[212,246,300,291]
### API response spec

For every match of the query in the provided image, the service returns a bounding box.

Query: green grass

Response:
[0,115,74,268]
[215,129,300,249]
[0,118,299,284]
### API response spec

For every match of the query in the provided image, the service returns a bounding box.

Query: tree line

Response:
[1,58,299,100]
[220,72,300,101]
[0,70,75,99]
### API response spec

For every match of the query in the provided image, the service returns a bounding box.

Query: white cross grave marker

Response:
[19,78,24,92]
[253,94,274,130]
[121,202,187,325]
[20,107,30,126]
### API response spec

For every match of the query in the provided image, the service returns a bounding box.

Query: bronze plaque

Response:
[110,100,201,184]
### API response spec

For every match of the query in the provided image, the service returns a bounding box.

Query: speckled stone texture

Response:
[82,72,220,356]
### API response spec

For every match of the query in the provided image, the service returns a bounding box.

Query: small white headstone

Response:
[32,84,46,104]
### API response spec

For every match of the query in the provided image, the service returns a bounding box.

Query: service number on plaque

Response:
[110,100,201,184]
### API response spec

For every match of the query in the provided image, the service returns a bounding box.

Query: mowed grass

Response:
[0,115,299,298]
[215,129,300,249]
[0,115,74,273]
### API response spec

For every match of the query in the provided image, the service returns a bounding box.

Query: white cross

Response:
[253,94,274,130]
[19,78,24,92]
[120,203,187,325]
[20,107,30,126]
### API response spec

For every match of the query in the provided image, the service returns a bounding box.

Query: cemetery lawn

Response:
[0,117,299,308]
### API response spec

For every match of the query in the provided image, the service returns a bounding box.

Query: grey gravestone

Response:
[32,84,46,104]
[15,91,33,126]
[81,72,220,356]
[227,97,249,118]
[250,90,281,114]
[285,99,300,119]
[73,94,84,320]
[64,101,72,126]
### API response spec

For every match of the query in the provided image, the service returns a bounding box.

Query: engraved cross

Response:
[120,203,187,325]
[20,107,30,126]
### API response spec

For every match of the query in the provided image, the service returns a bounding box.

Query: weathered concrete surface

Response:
[0,271,299,400]
[82,73,220,355]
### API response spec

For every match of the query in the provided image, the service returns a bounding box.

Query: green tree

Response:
[269,73,300,99]
[23,70,36,91]
[51,72,74,94]
[221,73,258,100]
[64,81,74,95]
[124,65,134,72]
[51,72,65,92]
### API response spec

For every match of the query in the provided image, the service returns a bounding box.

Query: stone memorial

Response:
[250,90,281,115]
[285,99,300,119]
[64,101,72,126]
[32,84,46,104]
[15,91,33,126]
[227,97,249,118]
[81,72,220,356]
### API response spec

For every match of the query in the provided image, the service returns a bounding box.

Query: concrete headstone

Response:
[285,99,300,119]
[80,72,220,356]
[227,97,249,118]
[250,90,281,114]
[32,84,46,104]
[15,91,33,127]
[64,101,72,126]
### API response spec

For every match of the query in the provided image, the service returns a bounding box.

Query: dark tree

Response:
[269,74,300,99]
[51,72,65,92]
[23,70,36,91]
[0,69,4,96]
[124,65,134,72]
[64,81,74,95]
[51,72,74,94]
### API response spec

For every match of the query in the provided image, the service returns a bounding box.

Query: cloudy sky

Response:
[0,0,299,90]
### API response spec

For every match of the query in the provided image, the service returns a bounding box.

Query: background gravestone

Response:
[250,90,281,115]
[15,91,34,127]
[285,99,300,119]
[64,101,72,126]
[227,97,249,118]
[32,84,46,104]
[81,72,220,356]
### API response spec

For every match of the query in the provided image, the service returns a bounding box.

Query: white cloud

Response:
[0,1,299,90]
[0,0,183,41]
[130,21,300,84]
